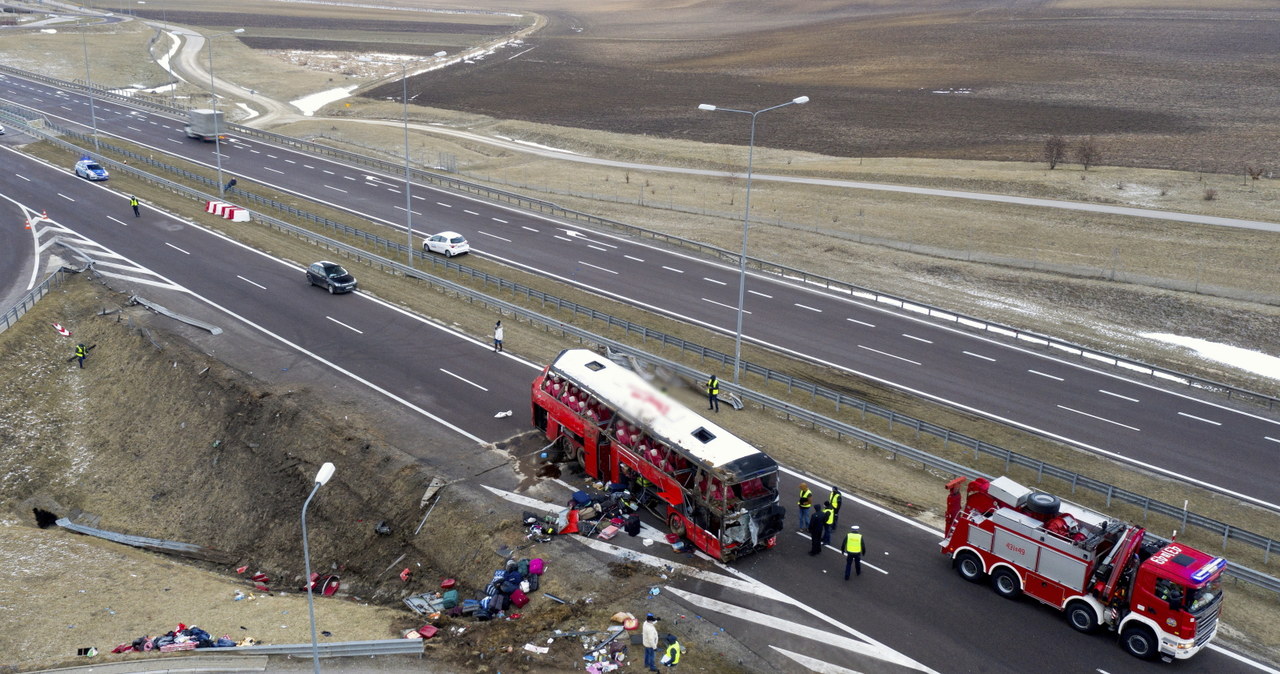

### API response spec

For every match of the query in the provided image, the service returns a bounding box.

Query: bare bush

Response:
[1203,188,1218,201]
[1076,137,1102,170]
[1043,135,1067,170]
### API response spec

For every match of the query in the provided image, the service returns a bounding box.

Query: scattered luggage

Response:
[510,589,529,608]
[530,558,545,575]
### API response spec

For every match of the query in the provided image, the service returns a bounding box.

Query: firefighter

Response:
[797,482,813,532]
[705,374,719,413]
[662,633,682,668]
[807,505,825,555]
[820,503,836,545]
[75,343,88,368]
[844,525,865,579]
[827,486,843,528]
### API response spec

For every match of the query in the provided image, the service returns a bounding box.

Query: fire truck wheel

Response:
[990,567,1022,599]
[1120,625,1157,660]
[1066,602,1099,633]
[955,552,985,583]
[667,513,687,538]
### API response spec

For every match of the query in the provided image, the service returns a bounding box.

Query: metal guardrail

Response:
[216,639,423,657]
[0,270,67,334]
[7,106,1278,595]
[3,62,1274,412]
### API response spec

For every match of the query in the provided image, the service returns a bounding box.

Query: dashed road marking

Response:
[1029,370,1064,381]
[857,345,920,366]
[440,368,488,391]
[963,351,995,362]
[1058,405,1140,432]
[326,316,363,334]
[1100,390,1139,402]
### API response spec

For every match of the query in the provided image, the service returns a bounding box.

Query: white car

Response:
[423,231,470,257]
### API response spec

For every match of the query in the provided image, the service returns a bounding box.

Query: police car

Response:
[74,157,109,181]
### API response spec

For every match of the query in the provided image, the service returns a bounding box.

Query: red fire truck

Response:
[532,349,785,561]
[942,476,1225,660]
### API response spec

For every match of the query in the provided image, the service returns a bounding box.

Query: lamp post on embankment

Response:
[302,462,335,674]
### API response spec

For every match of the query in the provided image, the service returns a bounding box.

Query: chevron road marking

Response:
[772,646,865,674]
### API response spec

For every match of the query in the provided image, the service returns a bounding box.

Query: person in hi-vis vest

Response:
[844,525,865,580]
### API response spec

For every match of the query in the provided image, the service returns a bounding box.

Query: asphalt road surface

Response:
[0,145,1269,674]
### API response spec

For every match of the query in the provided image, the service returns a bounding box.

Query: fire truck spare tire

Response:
[990,567,1022,599]
[1120,625,1158,660]
[1066,601,1099,633]
[1025,492,1061,516]
[955,552,985,583]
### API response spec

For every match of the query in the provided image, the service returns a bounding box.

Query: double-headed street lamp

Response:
[206,28,244,196]
[80,26,101,151]
[697,96,809,384]
[401,51,448,266]
[301,461,335,674]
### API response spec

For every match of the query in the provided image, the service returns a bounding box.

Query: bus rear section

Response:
[532,349,785,561]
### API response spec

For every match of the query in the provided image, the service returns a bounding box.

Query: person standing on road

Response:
[844,525,865,580]
[827,486,843,528]
[642,613,660,672]
[807,504,825,555]
[820,503,836,546]
[705,374,720,413]
[797,482,813,532]
[130,196,140,217]
[75,343,87,368]
[493,321,503,352]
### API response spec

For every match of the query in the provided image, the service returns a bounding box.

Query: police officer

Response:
[662,633,682,668]
[820,503,836,546]
[75,343,87,368]
[797,482,812,532]
[129,196,140,217]
[705,374,719,413]
[844,525,865,580]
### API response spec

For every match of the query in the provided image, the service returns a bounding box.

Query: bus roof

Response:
[549,349,768,471]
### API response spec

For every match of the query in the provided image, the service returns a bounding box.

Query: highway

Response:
[0,146,1266,674]
[4,70,1276,512]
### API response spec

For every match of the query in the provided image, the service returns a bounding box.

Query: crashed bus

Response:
[532,349,785,561]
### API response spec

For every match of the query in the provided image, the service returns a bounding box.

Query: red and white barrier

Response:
[205,200,251,222]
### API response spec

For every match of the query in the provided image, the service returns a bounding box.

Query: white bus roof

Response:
[549,350,762,470]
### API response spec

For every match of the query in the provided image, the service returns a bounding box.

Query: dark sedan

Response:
[306,261,357,294]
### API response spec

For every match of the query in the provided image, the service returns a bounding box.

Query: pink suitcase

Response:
[529,558,545,575]
[510,589,529,608]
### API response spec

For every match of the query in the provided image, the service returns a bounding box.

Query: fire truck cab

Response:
[942,476,1224,661]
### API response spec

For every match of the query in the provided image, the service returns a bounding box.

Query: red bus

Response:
[532,349,785,561]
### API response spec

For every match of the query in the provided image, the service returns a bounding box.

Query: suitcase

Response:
[480,596,495,612]
[510,589,529,608]
[530,558,545,575]
[526,574,540,592]
[440,589,459,609]
[499,580,518,595]
[461,598,480,615]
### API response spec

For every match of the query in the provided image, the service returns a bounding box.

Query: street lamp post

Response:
[206,28,244,197]
[401,51,448,267]
[301,462,335,674]
[80,27,100,151]
[697,96,808,385]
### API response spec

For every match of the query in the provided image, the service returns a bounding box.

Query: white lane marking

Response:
[857,345,921,366]
[344,175,356,180]
[436,201,452,208]
[667,588,932,672]
[792,530,888,574]
[1178,411,1222,426]
[772,647,864,674]
[479,231,512,242]
[499,218,515,225]
[795,303,822,312]
[748,289,773,298]
[392,206,422,216]
[902,333,933,344]
[703,277,727,286]
[1100,389,1139,402]
[167,138,183,144]
[325,316,364,334]
[323,169,334,174]
[577,260,617,275]
[385,187,400,194]
[1266,437,1280,445]
[588,244,608,252]
[164,242,190,255]
[702,298,750,314]
[15,174,30,182]
[237,275,266,289]
[439,368,489,391]
[249,149,261,154]
[325,185,348,193]
[60,105,73,111]
[553,235,573,243]
[127,125,142,132]
[1058,405,1140,432]
[412,195,425,201]
[266,154,278,159]
[1205,644,1280,674]
[1098,670,1111,674]
[303,164,315,169]
[963,351,995,362]
[58,193,74,201]
[464,209,479,215]
[662,266,684,274]
[107,216,128,227]
[284,159,296,164]
[624,254,645,262]
[264,167,285,174]
[1029,369,1064,381]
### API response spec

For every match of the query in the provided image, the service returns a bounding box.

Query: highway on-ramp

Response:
[1,145,1268,674]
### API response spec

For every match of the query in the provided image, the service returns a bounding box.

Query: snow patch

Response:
[290,85,357,116]
[1142,333,1280,381]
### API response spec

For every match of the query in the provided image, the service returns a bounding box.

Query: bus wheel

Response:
[667,513,686,538]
